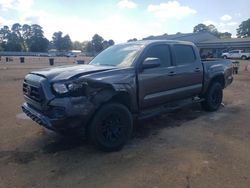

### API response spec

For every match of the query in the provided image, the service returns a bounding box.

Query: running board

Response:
[138,97,204,120]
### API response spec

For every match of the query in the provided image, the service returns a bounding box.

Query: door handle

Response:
[194,68,201,72]
[168,71,176,76]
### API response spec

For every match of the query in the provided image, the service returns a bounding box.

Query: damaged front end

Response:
[22,75,117,133]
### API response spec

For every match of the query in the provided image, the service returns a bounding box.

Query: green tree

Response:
[84,35,114,54]
[108,39,115,46]
[102,40,109,49]
[193,23,210,33]
[22,24,32,40]
[0,26,10,46]
[237,18,250,38]
[85,41,94,53]
[72,41,84,51]
[218,32,232,39]
[22,24,32,51]
[1,23,23,51]
[11,23,22,39]
[5,32,22,51]
[52,31,72,51]
[27,24,49,52]
[127,38,138,42]
[30,24,44,38]
[193,23,231,39]
[12,23,22,43]
[0,24,49,52]
[207,24,218,34]
[193,23,219,34]
[102,39,115,49]
[52,31,63,50]
[92,34,104,53]
[28,37,49,52]
[61,34,72,51]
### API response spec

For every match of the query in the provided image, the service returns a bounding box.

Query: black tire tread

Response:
[201,82,223,112]
[88,103,133,152]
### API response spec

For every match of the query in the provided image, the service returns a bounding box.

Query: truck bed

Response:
[202,58,233,92]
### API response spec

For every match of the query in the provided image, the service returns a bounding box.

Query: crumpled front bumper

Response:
[22,101,94,132]
[22,103,64,131]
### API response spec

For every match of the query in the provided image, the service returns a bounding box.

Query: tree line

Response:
[0,23,115,53]
[193,24,232,38]
[193,18,250,38]
[0,24,49,52]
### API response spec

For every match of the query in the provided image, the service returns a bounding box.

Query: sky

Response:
[0,0,250,43]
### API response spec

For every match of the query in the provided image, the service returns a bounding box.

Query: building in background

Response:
[143,32,250,58]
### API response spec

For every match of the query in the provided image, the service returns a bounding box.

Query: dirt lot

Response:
[0,59,250,188]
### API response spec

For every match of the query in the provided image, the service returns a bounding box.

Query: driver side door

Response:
[138,44,177,109]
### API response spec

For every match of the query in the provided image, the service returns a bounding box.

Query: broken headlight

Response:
[53,83,69,94]
[53,81,88,96]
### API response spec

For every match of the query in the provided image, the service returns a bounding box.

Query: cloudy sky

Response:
[0,0,249,43]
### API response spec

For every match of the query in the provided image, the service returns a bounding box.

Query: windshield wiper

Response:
[97,64,116,67]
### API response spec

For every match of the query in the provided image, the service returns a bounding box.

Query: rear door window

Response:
[230,50,239,53]
[174,45,196,65]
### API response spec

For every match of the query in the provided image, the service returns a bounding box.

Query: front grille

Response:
[23,81,43,102]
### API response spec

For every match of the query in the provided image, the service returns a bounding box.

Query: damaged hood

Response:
[31,64,117,82]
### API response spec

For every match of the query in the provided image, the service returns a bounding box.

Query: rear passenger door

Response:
[170,44,203,99]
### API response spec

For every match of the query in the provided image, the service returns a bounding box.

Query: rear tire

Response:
[88,103,133,152]
[241,56,247,60]
[201,82,223,112]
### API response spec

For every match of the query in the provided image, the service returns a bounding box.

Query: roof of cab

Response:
[122,40,195,46]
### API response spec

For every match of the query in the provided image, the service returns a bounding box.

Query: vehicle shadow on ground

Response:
[41,103,205,154]
[133,103,204,139]
[42,134,89,154]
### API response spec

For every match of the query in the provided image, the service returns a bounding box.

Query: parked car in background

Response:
[66,52,77,58]
[222,50,250,60]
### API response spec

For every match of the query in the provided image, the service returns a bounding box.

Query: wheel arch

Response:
[108,91,132,111]
[241,55,247,59]
[209,74,225,88]
[90,86,133,111]
[202,73,225,96]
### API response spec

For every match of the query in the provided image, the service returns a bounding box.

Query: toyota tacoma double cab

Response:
[22,40,233,151]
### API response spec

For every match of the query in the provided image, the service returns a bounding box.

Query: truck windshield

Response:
[90,44,144,67]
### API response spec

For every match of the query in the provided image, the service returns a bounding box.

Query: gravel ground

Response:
[0,60,250,188]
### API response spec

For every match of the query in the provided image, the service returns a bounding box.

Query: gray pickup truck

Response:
[22,40,233,151]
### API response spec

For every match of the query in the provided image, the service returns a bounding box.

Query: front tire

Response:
[201,82,223,112]
[88,103,133,152]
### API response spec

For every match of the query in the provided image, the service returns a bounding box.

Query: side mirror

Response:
[142,57,161,70]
